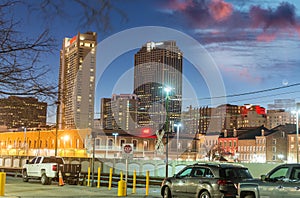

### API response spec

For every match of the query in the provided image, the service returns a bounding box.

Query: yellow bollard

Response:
[87,167,91,187]
[120,171,123,181]
[145,170,149,196]
[117,180,127,196]
[97,167,101,188]
[132,170,136,194]
[108,168,113,190]
[0,172,6,196]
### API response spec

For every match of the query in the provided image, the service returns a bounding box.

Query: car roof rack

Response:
[192,162,245,168]
[192,162,221,167]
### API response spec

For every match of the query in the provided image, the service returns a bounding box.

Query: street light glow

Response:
[63,135,70,141]
[164,87,171,94]
[112,132,119,136]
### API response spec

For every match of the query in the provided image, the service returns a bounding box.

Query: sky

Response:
[11,0,300,123]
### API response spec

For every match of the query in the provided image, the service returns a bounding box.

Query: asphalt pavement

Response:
[3,177,161,198]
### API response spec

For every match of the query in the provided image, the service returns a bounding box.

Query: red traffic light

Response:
[142,128,151,134]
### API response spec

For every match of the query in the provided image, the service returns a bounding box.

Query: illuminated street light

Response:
[174,123,181,158]
[63,135,70,142]
[278,154,284,162]
[112,133,119,149]
[164,86,171,178]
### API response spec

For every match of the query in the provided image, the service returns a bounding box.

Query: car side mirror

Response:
[25,159,29,164]
[174,174,180,178]
[261,175,266,181]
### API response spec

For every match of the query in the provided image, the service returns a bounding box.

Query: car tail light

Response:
[217,179,228,186]
[52,165,57,171]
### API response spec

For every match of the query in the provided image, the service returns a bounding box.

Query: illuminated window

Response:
[143,140,149,151]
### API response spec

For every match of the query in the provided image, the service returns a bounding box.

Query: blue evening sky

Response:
[12,0,300,123]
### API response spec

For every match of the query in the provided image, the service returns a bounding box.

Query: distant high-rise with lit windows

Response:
[58,32,97,129]
[101,94,138,131]
[134,41,183,128]
[0,96,47,129]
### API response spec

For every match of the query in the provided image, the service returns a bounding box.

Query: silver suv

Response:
[161,163,253,198]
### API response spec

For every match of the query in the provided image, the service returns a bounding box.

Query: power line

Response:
[196,82,300,100]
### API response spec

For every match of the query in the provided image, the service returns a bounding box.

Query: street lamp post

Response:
[174,123,181,148]
[112,133,119,150]
[55,101,60,156]
[63,135,69,157]
[23,127,27,155]
[91,131,96,187]
[174,123,181,158]
[164,87,171,178]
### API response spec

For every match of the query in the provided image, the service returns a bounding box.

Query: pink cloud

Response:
[220,64,262,83]
[256,33,277,42]
[209,0,233,21]
[297,25,300,37]
[164,0,193,11]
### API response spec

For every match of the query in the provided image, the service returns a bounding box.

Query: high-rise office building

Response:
[0,96,47,129]
[101,94,138,131]
[134,41,183,128]
[58,32,97,129]
[111,94,138,131]
[101,98,115,130]
[268,99,296,112]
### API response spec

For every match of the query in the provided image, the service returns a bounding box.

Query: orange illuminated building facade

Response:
[0,129,89,157]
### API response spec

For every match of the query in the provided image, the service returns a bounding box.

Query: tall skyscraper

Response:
[134,41,183,128]
[58,32,97,129]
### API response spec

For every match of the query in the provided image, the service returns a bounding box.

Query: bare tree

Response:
[0,1,56,100]
[27,0,128,33]
[0,0,127,102]
[207,144,226,161]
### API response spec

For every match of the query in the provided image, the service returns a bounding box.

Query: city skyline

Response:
[7,0,300,124]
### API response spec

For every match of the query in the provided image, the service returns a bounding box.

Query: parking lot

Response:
[3,177,161,197]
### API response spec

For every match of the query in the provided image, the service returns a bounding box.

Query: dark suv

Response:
[161,163,253,198]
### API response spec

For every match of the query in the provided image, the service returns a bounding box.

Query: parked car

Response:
[22,156,81,185]
[161,162,253,198]
[237,163,300,198]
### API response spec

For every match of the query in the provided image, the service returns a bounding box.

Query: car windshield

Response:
[220,168,253,179]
